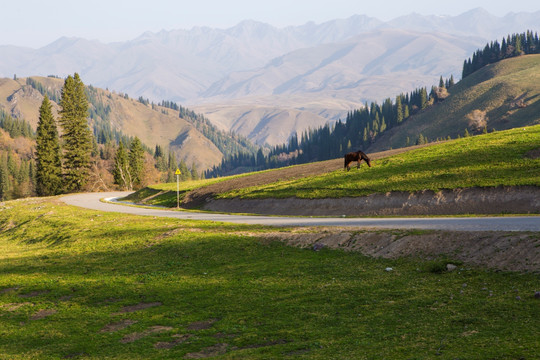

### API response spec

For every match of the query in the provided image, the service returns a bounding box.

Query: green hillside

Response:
[135,125,539,207]
[371,54,540,151]
[1,197,539,359]
[221,125,540,200]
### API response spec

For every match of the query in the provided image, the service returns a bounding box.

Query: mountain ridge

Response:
[2,9,540,146]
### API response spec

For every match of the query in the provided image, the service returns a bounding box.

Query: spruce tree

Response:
[128,137,145,187]
[396,96,403,123]
[190,162,199,180]
[420,88,428,110]
[113,142,131,190]
[59,73,92,192]
[35,96,62,196]
[0,157,9,200]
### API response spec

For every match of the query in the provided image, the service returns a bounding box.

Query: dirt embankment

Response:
[183,144,540,216]
[258,228,540,272]
[204,186,540,216]
[182,146,431,209]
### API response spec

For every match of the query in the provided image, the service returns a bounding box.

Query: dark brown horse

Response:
[344,150,371,171]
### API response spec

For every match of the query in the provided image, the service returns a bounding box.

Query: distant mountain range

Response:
[1,8,540,145]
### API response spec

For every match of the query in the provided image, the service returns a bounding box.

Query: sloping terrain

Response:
[3,10,539,146]
[0,76,223,170]
[1,196,539,359]
[194,98,360,146]
[177,145,432,208]
[369,54,540,151]
[195,29,480,144]
[171,124,540,216]
[201,29,477,102]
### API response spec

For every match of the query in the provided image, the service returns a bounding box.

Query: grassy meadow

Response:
[220,125,540,200]
[1,197,539,359]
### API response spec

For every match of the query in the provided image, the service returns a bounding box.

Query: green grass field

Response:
[1,198,539,359]
[220,125,540,200]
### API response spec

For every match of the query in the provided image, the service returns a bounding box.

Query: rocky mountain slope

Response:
[1,9,539,146]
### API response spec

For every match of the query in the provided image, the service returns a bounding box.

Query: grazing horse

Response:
[344,150,371,171]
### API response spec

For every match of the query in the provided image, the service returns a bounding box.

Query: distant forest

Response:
[205,76,455,177]
[159,100,258,159]
[462,30,540,78]
[205,30,538,178]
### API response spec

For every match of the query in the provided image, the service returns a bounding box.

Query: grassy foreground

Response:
[1,197,539,359]
[221,125,540,199]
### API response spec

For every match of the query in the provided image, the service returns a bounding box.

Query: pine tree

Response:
[420,88,428,110]
[59,73,92,192]
[396,96,403,123]
[0,158,9,201]
[113,142,131,190]
[514,34,523,55]
[190,162,199,180]
[439,76,445,88]
[179,160,189,181]
[128,137,144,187]
[35,96,62,196]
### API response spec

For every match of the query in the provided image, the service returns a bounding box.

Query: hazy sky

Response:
[3,0,540,48]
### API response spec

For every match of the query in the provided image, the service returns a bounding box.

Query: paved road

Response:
[61,192,540,232]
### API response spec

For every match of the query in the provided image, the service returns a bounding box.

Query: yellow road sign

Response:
[175,168,181,175]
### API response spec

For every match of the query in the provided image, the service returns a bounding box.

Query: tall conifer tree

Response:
[59,73,92,192]
[128,137,144,187]
[396,96,403,123]
[113,141,131,190]
[35,96,62,196]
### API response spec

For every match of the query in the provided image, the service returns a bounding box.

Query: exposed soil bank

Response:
[258,228,540,272]
[203,186,540,216]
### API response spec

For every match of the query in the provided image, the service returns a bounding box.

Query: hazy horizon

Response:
[2,0,539,48]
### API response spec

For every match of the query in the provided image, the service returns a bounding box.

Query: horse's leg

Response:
[357,160,361,169]
[345,161,351,171]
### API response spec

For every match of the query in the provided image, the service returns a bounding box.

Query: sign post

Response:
[175,168,181,209]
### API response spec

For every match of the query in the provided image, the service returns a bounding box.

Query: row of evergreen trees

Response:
[112,139,144,190]
[158,100,260,160]
[0,110,34,139]
[462,30,540,78]
[153,145,202,182]
[26,77,61,103]
[35,74,93,195]
[204,76,455,178]
[0,152,34,200]
[35,74,152,195]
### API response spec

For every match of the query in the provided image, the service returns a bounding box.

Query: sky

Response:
[2,0,540,48]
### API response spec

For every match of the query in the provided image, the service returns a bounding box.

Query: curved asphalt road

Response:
[61,192,540,232]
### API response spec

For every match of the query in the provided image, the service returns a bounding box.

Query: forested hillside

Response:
[0,76,261,171]
[0,112,35,200]
[0,75,261,200]
[206,31,540,177]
